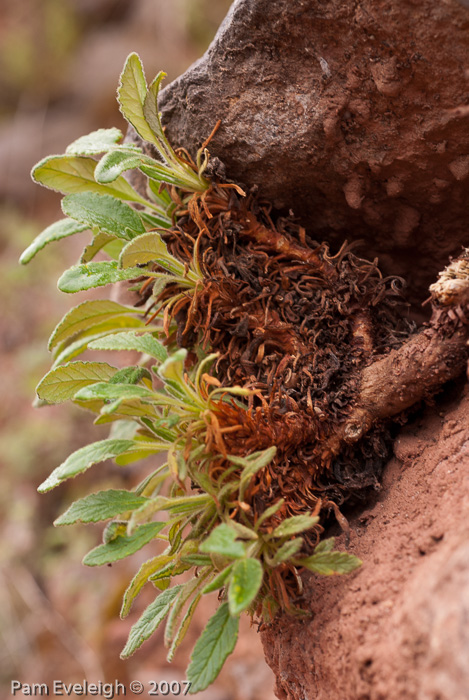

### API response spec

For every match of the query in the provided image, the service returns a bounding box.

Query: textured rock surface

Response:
[262,387,469,700]
[155,0,469,306]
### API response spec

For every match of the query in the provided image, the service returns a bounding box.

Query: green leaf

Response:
[271,514,319,539]
[48,299,143,351]
[268,538,304,566]
[36,361,117,403]
[83,521,165,566]
[142,72,169,153]
[121,587,183,660]
[300,551,362,576]
[57,261,147,293]
[81,231,116,263]
[119,232,189,279]
[65,128,138,155]
[74,382,154,403]
[20,218,89,264]
[121,554,175,618]
[237,446,277,500]
[200,524,246,560]
[52,321,154,366]
[110,366,152,385]
[54,490,149,526]
[314,537,335,554]
[201,565,233,594]
[117,53,156,145]
[228,558,263,615]
[167,593,201,663]
[164,575,209,648]
[62,192,145,239]
[31,154,147,203]
[255,499,285,530]
[38,439,136,492]
[187,603,239,693]
[95,149,147,184]
[88,331,167,362]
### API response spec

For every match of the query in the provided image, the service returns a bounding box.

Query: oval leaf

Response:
[36,361,117,403]
[120,585,183,659]
[54,489,149,526]
[95,150,146,184]
[300,551,362,576]
[48,299,143,351]
[187,603,239,693]
[88,331,167,362]
[31,154,147,203]
[62,192,145,238]
[119,231,175,267]
[83,521,165,566]
[121,554,175,618]
[57,261,146,293]
[200,524,246,560]
[38,438,136,492]
[228,558,263,615]
[66,128,134,155]
[20,218,89,265]
[272,514,319,539]
[73,382,154,403]
[118,53,156,145]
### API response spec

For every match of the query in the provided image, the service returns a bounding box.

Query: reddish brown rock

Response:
[153,0,469,305]
[262,388,469,700]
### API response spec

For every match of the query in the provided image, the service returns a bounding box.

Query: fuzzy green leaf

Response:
[201,566,233,594]
[142,72,168,151]
[31,154,146,203]
[271,514,319,539]
[81,231,116,263]
[38,439,136,493]
[54,490,149,526]
[121,554,175,618]
[300,551,362,576]
[36,361,117,403]
[117,53,156,145]
[20,218,89,264]
[83,521,165,566]
[95,149,147,184]
[187,603,239,693]
[119,232,187,278]
[200,524,246,560]
[228,558,263,615]
[255,499,285,530]
[52,320,154,366]
[65,128,139,155]
[120,585,183,658]
[237,446,277,500]
[74,382,154,403]
[269,538,304,566]
[167,593,201,663]
[62,192,145,239]
[57,261,146,293]
[314,537,335,554]
[48,299,143,351]
[88,331,167,362]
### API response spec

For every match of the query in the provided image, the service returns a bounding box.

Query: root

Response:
[325,250,469,457]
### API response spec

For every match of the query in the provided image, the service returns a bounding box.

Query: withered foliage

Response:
[139,180,415,538]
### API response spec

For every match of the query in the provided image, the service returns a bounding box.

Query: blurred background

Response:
[0,1,276,697]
